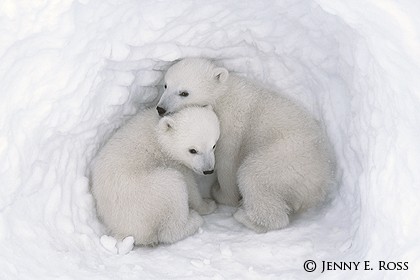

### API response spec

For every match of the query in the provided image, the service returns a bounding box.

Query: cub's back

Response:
[93,108,162,177]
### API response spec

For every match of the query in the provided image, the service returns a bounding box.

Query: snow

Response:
[0,0,419,279]
[99,235,134,255]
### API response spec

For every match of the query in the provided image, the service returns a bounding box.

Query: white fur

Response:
[91,106,220,245]
[158,58,335,233]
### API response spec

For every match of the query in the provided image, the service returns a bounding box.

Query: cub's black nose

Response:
[156,106,166,116]
[203,170,214,175]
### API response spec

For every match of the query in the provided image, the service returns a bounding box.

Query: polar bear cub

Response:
[157,58,335,233]
[91,106,220,245]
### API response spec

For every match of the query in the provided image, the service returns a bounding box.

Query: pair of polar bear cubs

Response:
[92,58,334,246]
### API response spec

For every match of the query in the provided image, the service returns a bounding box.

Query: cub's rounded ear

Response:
[158,116,175,132]
[202,104,213,111]
[213,67,228,83]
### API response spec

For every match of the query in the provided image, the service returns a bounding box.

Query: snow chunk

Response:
[100,235,117,254]
[117,236,135,255]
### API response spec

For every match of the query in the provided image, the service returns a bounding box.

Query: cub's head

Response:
[156,58,229,116]
[157,106,220,175]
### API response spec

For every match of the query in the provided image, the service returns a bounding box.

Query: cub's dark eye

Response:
[164,84,167,89]
[189,149,197,154]
[212,145,216,149]
[179,91,189,97]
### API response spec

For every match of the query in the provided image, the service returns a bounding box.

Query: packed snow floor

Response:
[1,0,419,279]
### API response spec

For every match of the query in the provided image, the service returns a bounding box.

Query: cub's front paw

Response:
[211,182,223,203]
[197,198,217,215]
[211,183,240,207]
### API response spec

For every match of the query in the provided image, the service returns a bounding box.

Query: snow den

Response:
[1,0,419,279]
